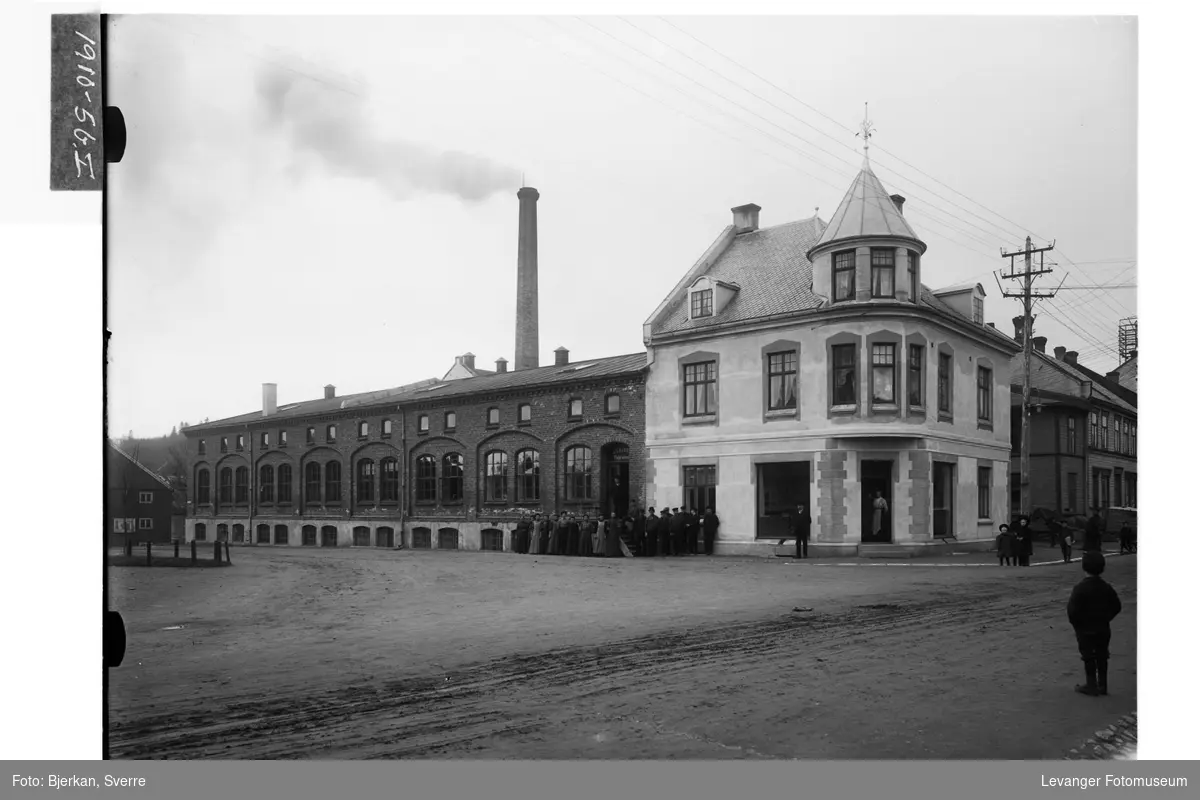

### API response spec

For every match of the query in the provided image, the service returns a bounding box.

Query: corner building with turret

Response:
[642,158,1021,556]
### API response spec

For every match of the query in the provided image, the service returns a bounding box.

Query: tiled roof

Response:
[811,166,922,252]
[1011,352,1136,415]
[650,215,1016,353]
[186,353,648,433]
[108,441,173,489]
[652,218,825,335]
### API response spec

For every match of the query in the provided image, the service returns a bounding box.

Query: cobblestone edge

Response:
[1063,712,1137,760]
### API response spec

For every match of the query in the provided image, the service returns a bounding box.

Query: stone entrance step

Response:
[858,544,916,559]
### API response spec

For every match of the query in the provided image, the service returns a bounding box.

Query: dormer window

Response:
[833,250,856,302]
[690,288,713,318]
[973,296,984,324]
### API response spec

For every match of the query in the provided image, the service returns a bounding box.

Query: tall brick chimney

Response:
[731,203,761,233]
[1065,351,1078,366]
[515,187,540,372]
[263,383,277,417]
[462,352,476,371]
[1012,316,1026,343]
[554,346,569,367]
[1032,336,1047,354]
[890,194,906,215]
[1054,346,1067,361]
[324,384,336,400]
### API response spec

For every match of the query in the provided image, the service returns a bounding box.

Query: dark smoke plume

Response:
[255,61,520,202]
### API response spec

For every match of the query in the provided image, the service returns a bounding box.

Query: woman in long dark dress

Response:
[580,515,595,557]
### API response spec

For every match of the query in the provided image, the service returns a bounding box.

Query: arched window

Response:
[217,523,229,542]
[302,525,317,546]
[353,525,371,546]
[516,449,540,501]
[356,459,375,503]
[197,468,211,505]
[376,526,395,548]
[564,445,593,500]
[442,453,464,502]
[380,458,399,503]
[305,462,321,503]
[325,460,342,503]
[416,455,438,502]
[194,523,207,541]
[321,525,338,547]
[219,468,233,505]
[233,523,245,542]
[256,523,270,544]
[259,465,275,503]
[234,467,249,504]
[274,524,289,545]
[485,451,508,502]
[277,464,292,504]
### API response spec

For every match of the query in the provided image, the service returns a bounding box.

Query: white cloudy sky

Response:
[106,14,1137,438]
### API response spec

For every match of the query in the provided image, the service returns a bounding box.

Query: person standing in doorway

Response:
[702,506,720,555]
[1067,552,1122,696]
[790,503,812,559]
[872,492,888,540]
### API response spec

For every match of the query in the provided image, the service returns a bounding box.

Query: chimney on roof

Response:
[262,383,277,417]
[1012,316,1026,343]
[1065,351,1078,366]
[1032,336,1047,354]
[890,194,906,215]
[1106,370,1121,382]
[987,322,996,328]
[324,384,336,400]
[515,187,540,372]
[1054,346,1067,361]
[495,357,508,374]
[731,203,761,234]
[554,346,569,367]
[463,352,476,371]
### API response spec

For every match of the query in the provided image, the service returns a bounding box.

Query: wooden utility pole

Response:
[1000,236,1056,517]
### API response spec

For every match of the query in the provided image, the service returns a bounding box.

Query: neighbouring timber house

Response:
[107,441,176,546]
[641,154,1021,556]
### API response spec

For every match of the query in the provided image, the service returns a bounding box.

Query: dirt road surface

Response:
[107,547,1136,760]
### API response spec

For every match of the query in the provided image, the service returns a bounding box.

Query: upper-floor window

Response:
[324,460,342,503]
[833,250,856,302]
[326,424,336,443]
[1101,412,1109,450]
[937,353,952,414]
[279,430,288,447]
[908,251,919,302]
[443,412,455,431]
[415,456,437,502]
[1122,418,1130,454]
[518,403,532,423]
[1067,417,1078,454]
[516,449,540,501]
[767,352,797,410]
[259,465,275,503]
[487,407,501,426]
[977,366,993,423]
[907,345,924,407]
[690,288,713,318]
[198,439,206,456]
[831,345,856,407]
[1089,412,1097,448]
[139,491,153,504]
[305,462,321,503]
[221,436,229,453]
[358,421,369,439]
[380,458,399,503]
[972,296,984,324]
[1130,423,1136,455]
[356,459,375,503]
[235,467,249,504]
[418,414,429,433]
[260,432,269,448]
[871,344,896,404]
[484,451,508,502]
[870,249,895,298]
[605,393,621,414]
[442,453,464,502]
[236,434,245,451]
[219,468,233,504]
[683,361,718,417]
[306,426,315,444]
[197,469,211,505]
[568,398,584,418]
[382,419,392,437]
[277,464,292,504]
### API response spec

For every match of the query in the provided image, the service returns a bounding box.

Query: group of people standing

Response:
[995,516,1036,566]
[1001,511,1137,566]
[507,506,722,558]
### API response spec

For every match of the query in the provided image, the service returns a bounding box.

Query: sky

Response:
[106,14,1137,438]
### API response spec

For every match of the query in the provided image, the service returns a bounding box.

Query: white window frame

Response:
[138,491,153,504]
[138,518,153,530]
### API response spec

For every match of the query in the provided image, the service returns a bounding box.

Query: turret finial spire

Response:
[855,102,875,169]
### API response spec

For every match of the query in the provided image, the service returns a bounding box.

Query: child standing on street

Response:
[1067,552,1123,696]
[995,524,1016,566]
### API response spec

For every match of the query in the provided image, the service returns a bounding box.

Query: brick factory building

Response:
[183,187,647,551]
[641,150,1021,557]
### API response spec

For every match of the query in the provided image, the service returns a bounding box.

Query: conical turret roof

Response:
[810,166,923,253]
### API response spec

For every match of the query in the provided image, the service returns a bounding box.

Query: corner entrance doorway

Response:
[756,461,810,539]
[601,443,630,518]
[861,459,893,543]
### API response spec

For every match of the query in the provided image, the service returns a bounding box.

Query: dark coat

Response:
[996,531,1016,557]
[1084,516,1104,551]
[789,510,812,540]
[645,515,660,535]
[667,513,685,535]
[1067,575,1122,633]
[701,514,720,535]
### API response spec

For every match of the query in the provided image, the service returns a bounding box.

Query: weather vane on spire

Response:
[855,102,876,168]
